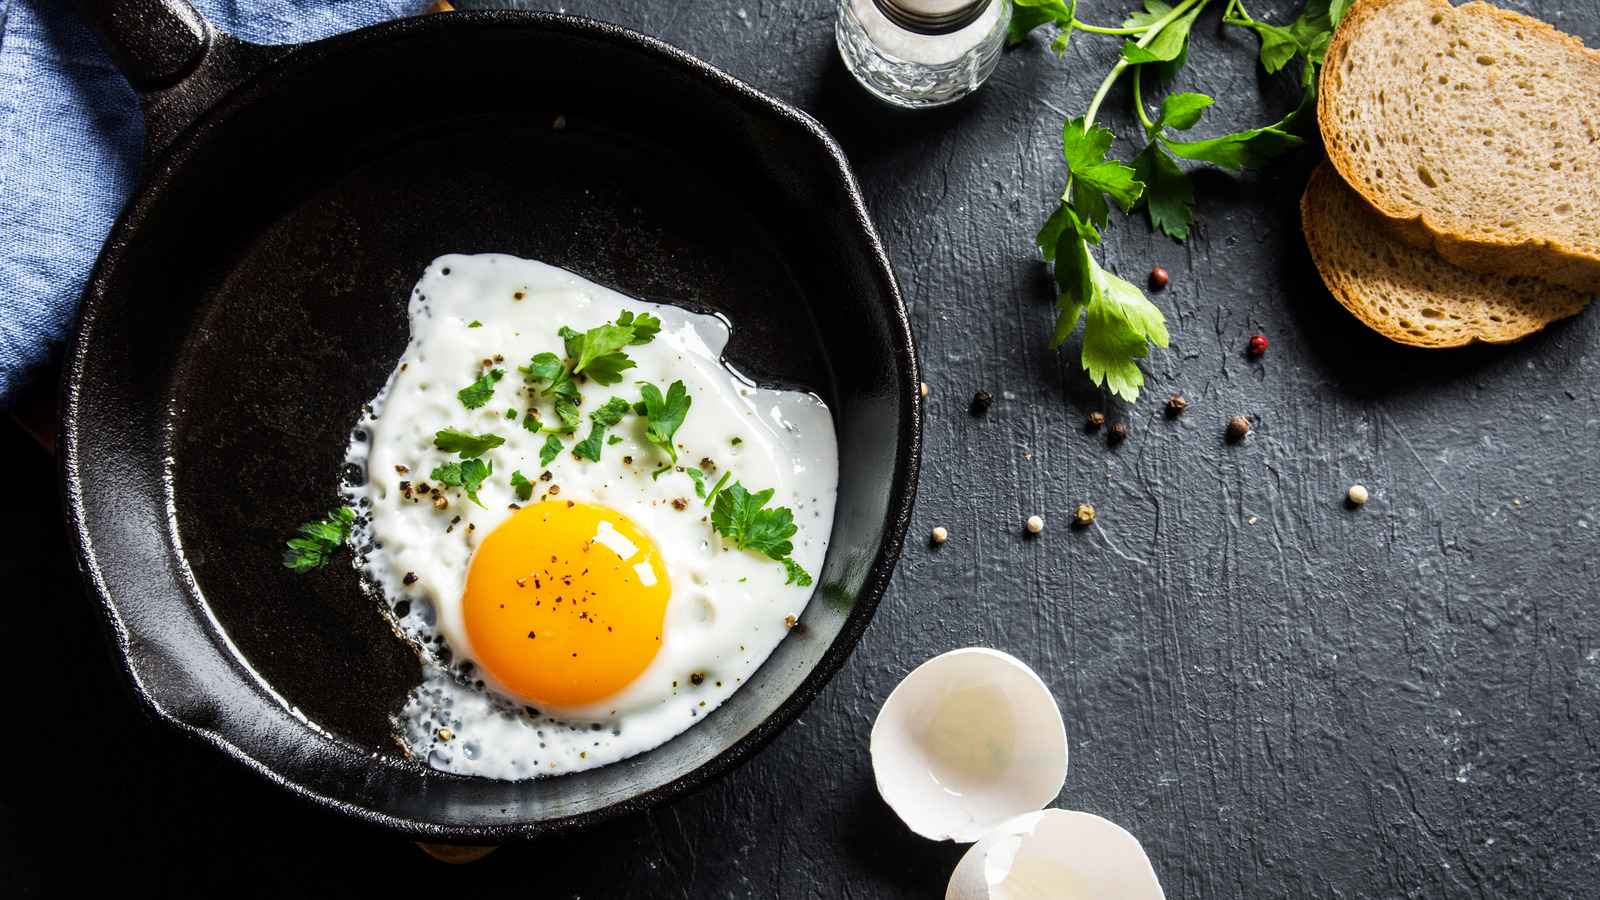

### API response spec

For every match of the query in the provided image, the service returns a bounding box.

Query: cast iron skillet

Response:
[58,0,920,843]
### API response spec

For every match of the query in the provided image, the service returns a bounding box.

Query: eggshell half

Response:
[870,647,1068,841]
[945,810,1165,900]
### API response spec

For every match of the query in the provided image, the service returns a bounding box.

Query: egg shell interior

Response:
[870,647,1068,842]
[944,810,1165,900]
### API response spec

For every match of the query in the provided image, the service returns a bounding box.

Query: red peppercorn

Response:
[1247,334,1268,355]
[1149,267,1169,290]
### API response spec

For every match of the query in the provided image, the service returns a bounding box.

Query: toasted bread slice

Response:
[1319,0,1600,293]
[1302,162,1590,347]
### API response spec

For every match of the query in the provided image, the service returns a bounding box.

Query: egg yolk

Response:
[462,500,670,707]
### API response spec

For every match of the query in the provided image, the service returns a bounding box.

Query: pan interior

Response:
[69,15,911,835]
[168,118,828,750]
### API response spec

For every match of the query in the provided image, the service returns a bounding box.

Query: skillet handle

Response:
[66,0,298,158]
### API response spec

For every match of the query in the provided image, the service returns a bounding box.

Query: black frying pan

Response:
[59,0,920,842]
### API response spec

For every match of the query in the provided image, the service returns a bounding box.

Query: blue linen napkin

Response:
[0,0,428,411]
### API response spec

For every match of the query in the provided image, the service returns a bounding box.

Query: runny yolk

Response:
[462,500,670,707]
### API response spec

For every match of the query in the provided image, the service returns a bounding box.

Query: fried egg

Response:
[344,254,838,779]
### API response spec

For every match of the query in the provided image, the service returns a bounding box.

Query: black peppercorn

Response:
[1110,422,1129,441]
[1227,415,1251,440]
[970,390,994,414]
[1087,411,1106,428]
[1167,395,1187,415]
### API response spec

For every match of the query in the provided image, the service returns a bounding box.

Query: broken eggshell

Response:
[871,648,1068,842]
[945,809,1165,900]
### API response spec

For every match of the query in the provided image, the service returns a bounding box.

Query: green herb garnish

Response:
[467,320,483,328]
[457,368,504,410]
[1012,0,1332,401]
[572,396,631,462]
[709,481,810,584]
[510,469,534,502]
[282,506,354,573]
[636,380,691,463]
[431,458,492,508]
[539,434,562,467]
[433,429,505,459]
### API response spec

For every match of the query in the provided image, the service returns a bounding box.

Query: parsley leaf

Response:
[781,557,813,587]
[709,482,797,561]
[565,324,638,386]
[1047,228,1171,402]
[540,433,562,466]
[1120,0,1201,80]
[467,320,483,328]
[1152,92,1213,133]
[686,467,707,499]
[636,380,692,464]
[1161,121,1303,170]
[431,458,492,508]
[590,396,631,427]
[457,368,504,410]
[572,396,631,462]
[522,352,578,400]
[615,311,662,344]
[607,434,622,445]
[282,507,354,573]
[510,470,534,502]
[1131,141,1196,239]
[1062,118,1144,234]
[434,429,505,459]
[1009,0,1076,51]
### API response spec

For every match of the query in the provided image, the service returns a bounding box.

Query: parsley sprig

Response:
[709,482,812,587]
[431,458,493,508]
[457,368,503,409]
[572,396,631,462]
[1012,0,1338,402]
[635,380,691,464]
[282,506,354,573]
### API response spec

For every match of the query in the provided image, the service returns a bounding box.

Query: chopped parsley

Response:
[731,436,742,446]
[615,310,662,344]
[539,434,562,466]
[505,408,516,420]
[686,467,707,499]
[510,469,534,502]
[467,320,483,328]
[431,458,492,508]
[433,429,505,459]
[457,368,504,410]
[607,434,623,445]
[282,506,354,573]
[709,481,810,584]
[572,397,631,462]
[636,380,691,463]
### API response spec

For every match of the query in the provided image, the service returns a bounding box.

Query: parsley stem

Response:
[1132,65,1156,132]
[1083,0,1207,127]
[1072,20,1148,35]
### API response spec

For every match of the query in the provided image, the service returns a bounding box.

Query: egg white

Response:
[344,254,838,779]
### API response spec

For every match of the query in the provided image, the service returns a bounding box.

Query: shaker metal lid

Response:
[870,0,990,35]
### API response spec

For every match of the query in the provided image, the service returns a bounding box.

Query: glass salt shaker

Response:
[836,0,1011,109]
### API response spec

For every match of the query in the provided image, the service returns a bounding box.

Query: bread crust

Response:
[1301,161,1590,348]
[1319,0,1600,293]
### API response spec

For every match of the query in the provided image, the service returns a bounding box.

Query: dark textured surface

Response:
[6,0,1600,895]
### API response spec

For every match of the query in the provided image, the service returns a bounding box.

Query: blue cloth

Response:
[0,0,427,410]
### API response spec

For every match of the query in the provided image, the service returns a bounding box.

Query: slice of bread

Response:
[1319,0,1600,293]
[1301,161,1590,347]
